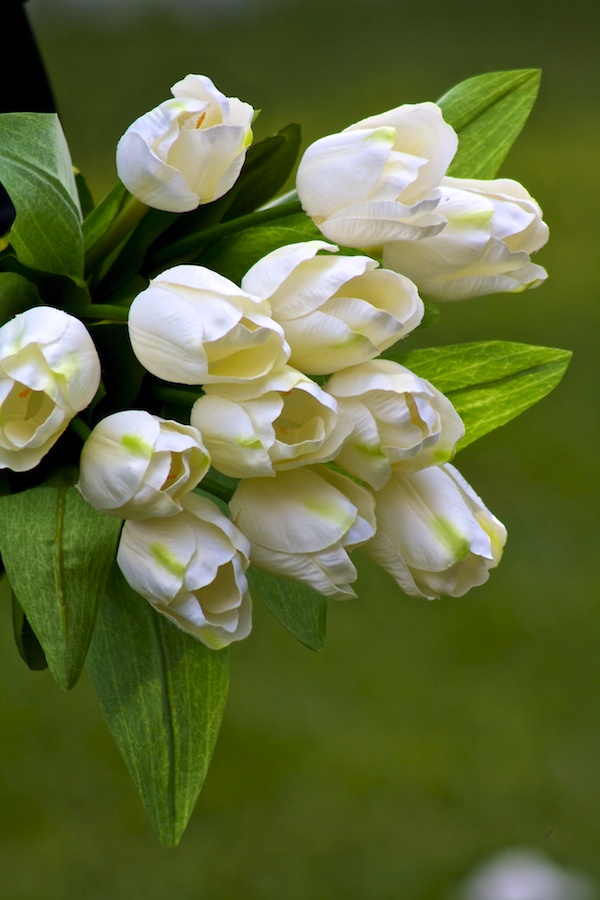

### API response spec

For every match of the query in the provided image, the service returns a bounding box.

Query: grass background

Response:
[1,0,599,896]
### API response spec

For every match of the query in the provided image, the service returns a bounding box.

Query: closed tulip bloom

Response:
[229,466,376,599]
[383,176,549,301]
[241,240,423,375]
[117,493,252,649]
[326,359,464,489]
[128,264,290,385]
[116,74,254,212]
[191,365,352,478]
[295,102,458,249]
[77,410,210,519]
[0,306,101,472]
[362,464,507,599]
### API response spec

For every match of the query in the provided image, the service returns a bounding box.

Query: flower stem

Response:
[79,304,130,322]
[200,476,235,504]
[148,197,304,271]
[69,416,92,442]
[151,385,203,407]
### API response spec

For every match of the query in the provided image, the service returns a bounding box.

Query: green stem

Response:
[200,476,235,504]
[79,304,130,322]
[151,385,202,407]
[148,198,304,271]
[84,196,149,275]
[69,416,92,442]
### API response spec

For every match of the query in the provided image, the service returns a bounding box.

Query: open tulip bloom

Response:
[0,67,571,845]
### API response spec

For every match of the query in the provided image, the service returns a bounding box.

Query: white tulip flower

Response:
[241,240,424,374]
[326,359,464,489]
[191,365,352,478]
[362,464,507,599]
[0,306,101,472]
[117,492,252,649]
[383,176,549,300]
[230,466,376,600]
[116,73,254,212]
[77,410,210,519]
[128,264,290,385]
[295,102,458,249]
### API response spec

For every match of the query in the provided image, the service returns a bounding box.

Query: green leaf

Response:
[197,224,320,284]
[0,271,41,326]
[82,179,130,254]
[438,69,541,179]
[248,567,327,652]
[0,112,84,279]
[392,341,572,448]
[12,592,48,672]
[222,123,302,220]
[0,474,122,689]
[86,564,229,846]
[74,170,95,219]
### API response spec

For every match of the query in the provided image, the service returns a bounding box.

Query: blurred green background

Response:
[1,0,599,897]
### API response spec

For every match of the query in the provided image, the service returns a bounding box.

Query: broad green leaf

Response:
[0,112,84,279]
[248,567,327,652]
[0,474,122,689]
[438,69,541,179]
[0,271,40,326]
[86,564,229,846]
[392,341,572,448]
[197,224,321,284]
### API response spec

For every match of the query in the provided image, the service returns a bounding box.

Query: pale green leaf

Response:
[248,567,327,652]
[0,112,84,279]
[0,474,122,689]
[392,341,572,448]
[438,69,541,179]
[86,564,229,846]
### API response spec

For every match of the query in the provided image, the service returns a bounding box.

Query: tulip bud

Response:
[116,73,254,212]
[0,306,101,472]
[191,365,352,478]
[77,410,210,519]
[326,359,465,489]
[296,102,458,249]
[362,464,507,599]
[241,240,423,374]
[128,264,290,385]
[117,493,252,649]
[230,466,376,600]
[383,176,549,300]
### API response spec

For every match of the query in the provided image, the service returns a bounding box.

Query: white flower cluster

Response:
[77,237,506,646]
[3,75,539,651]
[296,103,548,300]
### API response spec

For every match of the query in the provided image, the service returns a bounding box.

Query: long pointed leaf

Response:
[391,341,571,448]
[86,564,230,846]
[248,567,327,652]
[438,69,541,179]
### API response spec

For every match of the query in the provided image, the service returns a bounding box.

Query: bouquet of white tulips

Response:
[0,67,570,845]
